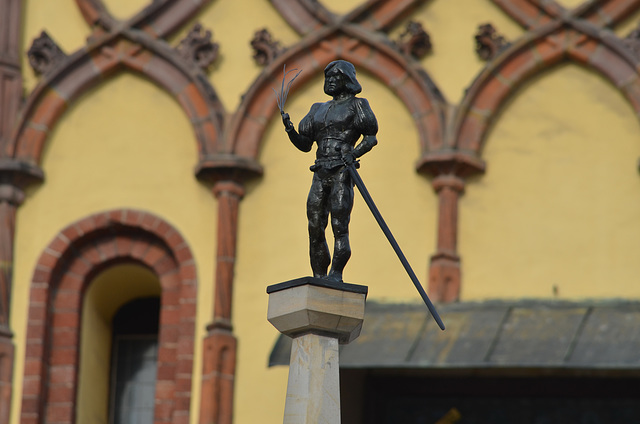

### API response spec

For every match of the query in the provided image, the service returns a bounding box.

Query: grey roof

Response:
[269,300,640,370]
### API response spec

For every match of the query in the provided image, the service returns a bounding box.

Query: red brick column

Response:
[0,160,42,424]
[199,180,244,424]
[429,175,465,303]
[0,183,23,424]
[0,184,22,328]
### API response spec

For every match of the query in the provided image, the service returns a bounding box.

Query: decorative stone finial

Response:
[27,31,67,76]
[176,23,219,71]
[394,21,432,59]
[250,28,285,66]
[475,23,511,61]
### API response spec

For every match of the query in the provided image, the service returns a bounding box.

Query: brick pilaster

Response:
[429,175,464,303]
[417,152,485,303]
[199,180,244,424]
[0,183,23,424]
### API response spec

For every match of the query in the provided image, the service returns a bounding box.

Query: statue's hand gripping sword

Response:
[344,159,446,331]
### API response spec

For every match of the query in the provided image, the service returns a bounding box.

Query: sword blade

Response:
[346,163,445,331]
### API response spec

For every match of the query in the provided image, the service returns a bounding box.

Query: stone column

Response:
[267,277,367,424]
[429,175,464,303]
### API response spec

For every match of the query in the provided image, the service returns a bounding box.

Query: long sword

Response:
[345,161,446,331]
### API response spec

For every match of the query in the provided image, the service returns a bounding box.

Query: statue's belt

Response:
[309,156,359,172]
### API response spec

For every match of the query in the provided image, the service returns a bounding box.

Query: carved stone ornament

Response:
[176,23,219,71]
[624,23,640,60]
[27,31,68,76]
[475,23,511,61]
[250,28,285,66]
[394,21,432,59]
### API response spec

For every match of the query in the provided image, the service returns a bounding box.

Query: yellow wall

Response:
[14,1,640,424]
[103,0,150,20]
[461,64,640,300]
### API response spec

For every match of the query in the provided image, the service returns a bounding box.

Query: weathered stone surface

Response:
[284,334,340,424]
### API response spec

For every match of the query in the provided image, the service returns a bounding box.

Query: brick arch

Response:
[271,0,425,36]
[21,209,197,424]
[226,29,447,161]
[8,34,223,165]
[452,23,640,155]
[75,0,207,38]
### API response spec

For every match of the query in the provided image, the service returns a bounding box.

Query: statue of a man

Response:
[282,60,378,282]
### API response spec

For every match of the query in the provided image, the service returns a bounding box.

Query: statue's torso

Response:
[309,98,361,158]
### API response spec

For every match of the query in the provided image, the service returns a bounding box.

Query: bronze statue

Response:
[277,60,444,329]
[281,60,378,283]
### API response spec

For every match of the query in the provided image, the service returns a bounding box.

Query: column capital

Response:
[0,159,44,203]
[416,150,485,179]
[195,154,263,184]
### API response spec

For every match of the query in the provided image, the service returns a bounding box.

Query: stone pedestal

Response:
[267,277,367,424]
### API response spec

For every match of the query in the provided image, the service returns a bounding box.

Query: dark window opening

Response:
[109,297,160,424]
[341,370,640,424]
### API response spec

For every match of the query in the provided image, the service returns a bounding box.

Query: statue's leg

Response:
[327,170,354,282]
[307,174,330,277]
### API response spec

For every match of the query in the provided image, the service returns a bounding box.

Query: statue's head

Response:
[324,60,362,96]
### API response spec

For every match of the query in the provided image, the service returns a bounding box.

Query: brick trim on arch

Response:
[21,209,197,424]
[454,0,640,155]
[7,0,223,165]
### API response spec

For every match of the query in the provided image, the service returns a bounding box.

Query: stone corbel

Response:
[27,31,68,76]
[175,23,220,72]
[250,28,286,66]
[475,23,511,61]
[393,21,432,60]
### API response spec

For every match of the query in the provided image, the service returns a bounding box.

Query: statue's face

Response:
[324,67,347,96]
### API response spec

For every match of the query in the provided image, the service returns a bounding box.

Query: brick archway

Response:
[453,0,640,155]
[6,0,224,166]
[21,209,197,424]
